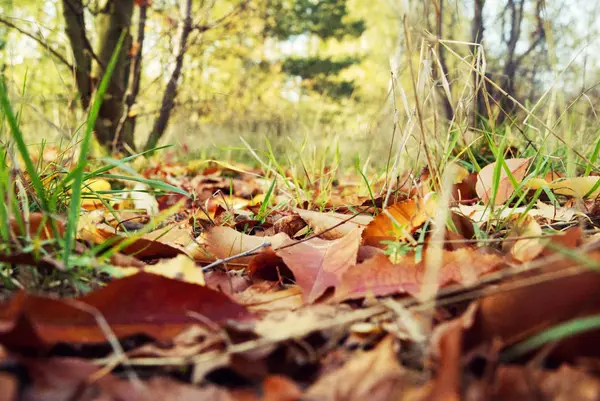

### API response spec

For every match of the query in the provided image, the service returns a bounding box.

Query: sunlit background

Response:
[1,0,599,170]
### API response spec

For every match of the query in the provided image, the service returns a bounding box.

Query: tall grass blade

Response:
[0,77,48,210]
[502,314,600,362]
[63,31,126,267]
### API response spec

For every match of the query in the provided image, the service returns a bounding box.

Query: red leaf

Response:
[334,249,504,301]
[0,272,252,350]
[275,228,361,303]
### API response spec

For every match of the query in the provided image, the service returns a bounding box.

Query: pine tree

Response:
[265,0,365,100]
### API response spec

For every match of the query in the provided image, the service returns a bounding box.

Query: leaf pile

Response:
[3,158,600,400]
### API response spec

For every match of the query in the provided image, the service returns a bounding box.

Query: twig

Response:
[113,0,149,150]
[0,16,73,70]
[63,299,143,389]
[91,304,389,367]
[202,241,271,272]
[274,208,372,252]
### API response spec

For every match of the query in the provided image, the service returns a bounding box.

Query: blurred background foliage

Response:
[1,0,599,168]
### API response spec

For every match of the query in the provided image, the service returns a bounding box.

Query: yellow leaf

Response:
[504,215,547,262]
[549,176,600,199]
[75,179,112,210]
[120,255,205,285]
[449,163,469,184]
[523,177,550,190]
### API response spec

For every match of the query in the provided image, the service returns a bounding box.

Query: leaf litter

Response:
[4,158,600,399]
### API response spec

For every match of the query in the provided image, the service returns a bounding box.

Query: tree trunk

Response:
[434,0,454,121]
[93,0,135,151]
[496,0,524,124]
[114,2,148,152]
[61,0,92,109]
[144,0,193,151]
[471,0,485,126]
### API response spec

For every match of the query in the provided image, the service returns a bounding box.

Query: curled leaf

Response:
[476,158,531,205]
[362,197,436,248]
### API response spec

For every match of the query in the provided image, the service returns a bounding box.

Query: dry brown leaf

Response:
[78,215,194,260]
[254,304,350,341]
[487,365,600,401]
[234,282,304,312]
[459,235,600,361]
[304,336,404,401]
[452,171,478,202]
[334,249,504,301]
[20,357,236,401]
[276,227,362,302]
[476,158,531,205]
[503,215,547,262]
[204,226,289,266]
[10,212,65,240]
[295,208,372,240]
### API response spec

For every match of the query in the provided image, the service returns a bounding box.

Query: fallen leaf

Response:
[254,304,351,341]
[20,357,236,401]
[550,176,600,199]
[204,226,289,266]
[362,197,436,248]
[427,303,478,401]
[119,254,205,285]
[487,364,600,401]
[450,163,470,184]
[131,182,160,215]
[476,158,531,205]
[234,282,304,312]
[304,336,404,401]
[452,172,478,202]
[503,215,547,262]
[78,218,195,261]
[204,270,251,295]
[79,179,112,210]
[262,375,303,401]
[334,249,504,301]
[10,212,64,240]
[276,227,362,302]
[533,200,577,223]
[460,241,600,361]
[0,272,251,350]
[272,214,307,237]
[295,208,372,240]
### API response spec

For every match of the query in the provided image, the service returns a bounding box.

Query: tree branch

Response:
[144,0,194,151]
[114,1,149,150]
[63,0,106,70]
[0,16,73,70]
[191,0,250,32]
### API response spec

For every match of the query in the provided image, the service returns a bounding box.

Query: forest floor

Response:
[3,138,600,400]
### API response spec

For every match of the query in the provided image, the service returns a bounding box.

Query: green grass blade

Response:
[257,176,277,222]
[501,314,600,362]
[98,174,190,197]
[0,77,48,210]
[61,145,173,188]
[585,129,600,176]
[63,31,126,267]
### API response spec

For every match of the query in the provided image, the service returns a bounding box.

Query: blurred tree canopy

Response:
[1,0,599,157]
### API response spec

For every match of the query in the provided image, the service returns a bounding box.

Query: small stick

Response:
[201,242,271,272]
